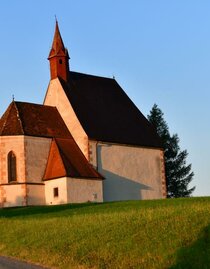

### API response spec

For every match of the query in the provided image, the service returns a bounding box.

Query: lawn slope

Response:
[0,197,210,269]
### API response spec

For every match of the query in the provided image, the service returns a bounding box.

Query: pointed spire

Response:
[48,20,70,81]
[48,20,68,59]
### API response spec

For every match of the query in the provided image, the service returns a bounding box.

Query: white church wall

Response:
[44,79,89,159]
[1,184,25,207]
[27,184,45,205]
[0,183,46,207]
[24,136,51,183]
[45,177,67,205]
[0,136,50,207]
[89,141,166,201]
[0,136,25,184]
[0,184,45,207]
[44,177,103,205]
[66,177,103,203]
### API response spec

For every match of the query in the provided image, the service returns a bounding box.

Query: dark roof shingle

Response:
[59,71,162,148]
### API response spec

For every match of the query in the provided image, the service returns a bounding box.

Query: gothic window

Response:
[8,151,17,183]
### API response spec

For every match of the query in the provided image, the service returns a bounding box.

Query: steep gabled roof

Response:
[59,72,162,148]
[43,138,103,180]
[0,101,71,138]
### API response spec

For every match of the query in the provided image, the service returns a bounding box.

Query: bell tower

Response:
[48,21,70,81]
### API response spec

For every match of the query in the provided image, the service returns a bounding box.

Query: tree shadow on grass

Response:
[169,225,210,269]
[0,199,138,218]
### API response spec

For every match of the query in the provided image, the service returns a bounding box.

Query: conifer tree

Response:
[148,104,195,197]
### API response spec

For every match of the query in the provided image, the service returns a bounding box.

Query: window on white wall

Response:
[8,151,17,183]
[53,187,59,198]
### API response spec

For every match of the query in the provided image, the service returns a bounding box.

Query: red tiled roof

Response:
[43,138,103,180]
[0,101,72,138]
[58,72,163,148]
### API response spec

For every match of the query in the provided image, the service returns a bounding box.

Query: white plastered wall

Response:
[0,184,46,207]
[45,177,103,205]
[0,136,26,207]
[24,136,51,183]
[0,136,25,184]
[89,141,165,201]
[45,177,68,205]
[44,79,89,159]
[1,184,25,207]
[0,136,50,207]
[27,184,45,205]
[67,178,103,203]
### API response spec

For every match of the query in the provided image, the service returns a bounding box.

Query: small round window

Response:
[59,59,62,64]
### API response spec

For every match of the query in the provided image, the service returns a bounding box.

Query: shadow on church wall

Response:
[101,169,152,201]
[97,144,153,201]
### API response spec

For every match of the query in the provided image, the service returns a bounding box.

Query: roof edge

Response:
[69,70,116,81]
[89,139,164,150]
[43,175,104,181]
[14,102,24,134]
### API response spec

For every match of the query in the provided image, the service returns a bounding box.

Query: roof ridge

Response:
[55,138,79,175]
[0,102,24,135]
[14,100,57,109]
[14,102,24,134]
[69,70,116,81]
[43,139,67,180]
[0,102,13,134]
[53,139,68,175]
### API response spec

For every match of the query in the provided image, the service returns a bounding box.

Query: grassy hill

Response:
[0,197,210,269]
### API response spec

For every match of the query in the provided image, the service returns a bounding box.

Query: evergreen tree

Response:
[148,104,195,198]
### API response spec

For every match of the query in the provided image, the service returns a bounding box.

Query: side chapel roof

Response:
[0,101,102,180]
[43,138,103,180]
[0,101,71,138]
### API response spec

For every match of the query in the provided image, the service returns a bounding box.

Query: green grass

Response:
[0,197,210,269]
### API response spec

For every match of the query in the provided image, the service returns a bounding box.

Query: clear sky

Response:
[0,1,209,196]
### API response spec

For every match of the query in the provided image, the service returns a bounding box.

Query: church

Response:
[0,22,166,207]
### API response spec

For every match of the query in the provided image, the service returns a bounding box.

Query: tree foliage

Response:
[148,104,195,198]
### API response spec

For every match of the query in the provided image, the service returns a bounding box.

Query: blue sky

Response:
[0,1,209,196]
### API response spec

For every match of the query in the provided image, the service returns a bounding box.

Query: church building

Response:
[0,22,166,207]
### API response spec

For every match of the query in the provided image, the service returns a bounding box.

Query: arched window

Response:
[8,151,17,182]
